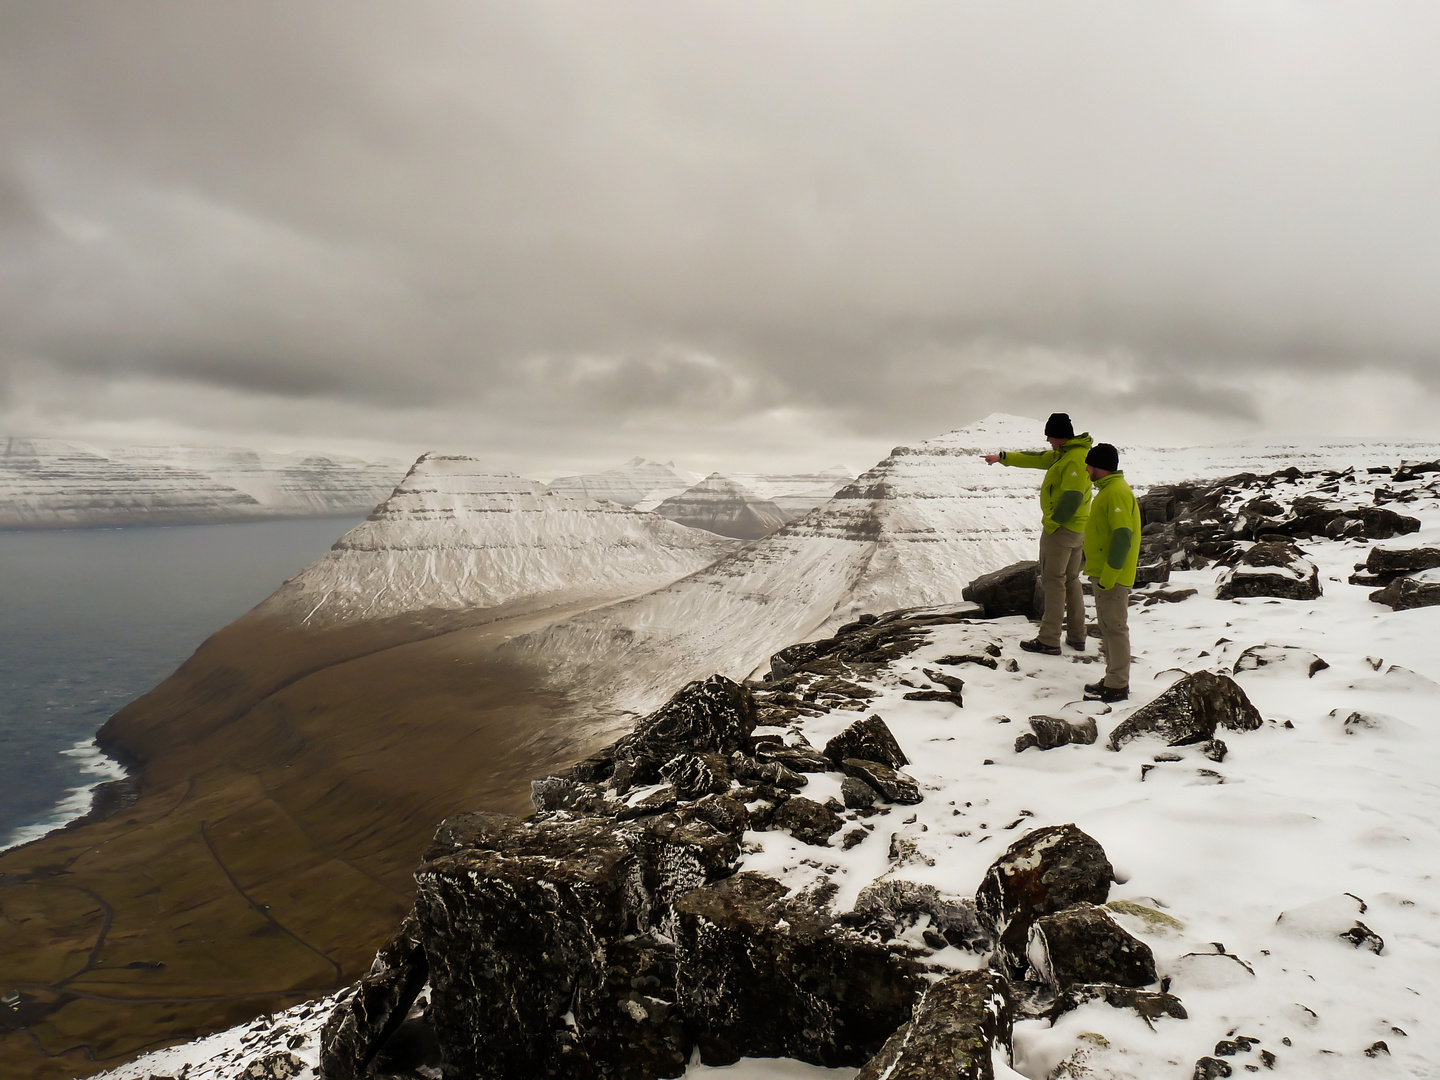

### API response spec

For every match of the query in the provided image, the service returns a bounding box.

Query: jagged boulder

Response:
[1370,577,1440,610]
[674,872,931,1068]
[615,674,757,764]
[1281,497,1420,541]
[772,795,843,846]
[975,825,1113,979]
[1014,715,1098,753]
[1027,904,1157,990]
[1215,542,1321,601]
[754,742,835,773]
[962,561,1042,619]
[854,971,1016,1080]
[319,914,429,1080]
[842,758,922,805]
[846,880,991,953]
[1361,545,1440,583]
[841,776,879,810]
[413,810,739,1079]
[824,714,909,769]
[660,753,734,800]
[1107,671,1262,751]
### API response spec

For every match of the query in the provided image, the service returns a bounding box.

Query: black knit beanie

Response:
[1086,443,1119,472]
[1044,412,1074,439]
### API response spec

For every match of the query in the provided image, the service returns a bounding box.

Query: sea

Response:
[0,516,364,851]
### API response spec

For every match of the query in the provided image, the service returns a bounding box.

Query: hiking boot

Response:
[1066,637,1087,651]
[1020,638,1061,656]
[1084,682,1128,703]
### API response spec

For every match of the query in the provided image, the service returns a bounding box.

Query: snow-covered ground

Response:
[103,454,1440,1078]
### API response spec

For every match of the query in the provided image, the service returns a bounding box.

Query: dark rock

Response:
[686,792,751,836]
[1107,671,1262,751]
[1215,542,1321,601]
[975,824,1113,980]
[532,775,613,815]
[922,668,967,694]
[854,971,1015,1080]
[1201,739,1228,763]
[772,796,843,846]
[730,754,807,791]
[238,1053,307,1080]
[615,675,758,765]
[1133,559,1172,586]
[1053,984,1187,1023]
[1369,577,1440,610]
[1365,1040,1391,1057]
[841,759,922,805]
[1213,1036,1259,1056]
[936,653,998,670]
[1232,644,1329,678]
[848,880,991,953]
[674,872,931,1068]
[962,561,1042,619]
[660,753,734,800]
[1027,904,1157,990]
[841,776,878,810]
[770,639,841,679]
[1014,715,1098,753]
[567,747,617,783]
[319,913,428,1080]
[413,810,738,1078]
[755,743,836,773]
[1193,1056,1233,1079]
[824,714,909,769]
[1140,587,1198,607]
[901,690,964,707]
[1393,459,1440,482]
[609,755,665,797]
[616,785,681,821]
[1364,545,1440,581]
[1282,497,1420,541]
[1340,921,1384,953]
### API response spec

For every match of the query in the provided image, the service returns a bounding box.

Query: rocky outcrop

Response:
[1353,544,1440,585]
[1107,671,1262,751]
[1215,541,1321,601]
[318,914,427,1080]
[961,561,1042,619]
[1369,577,1440,610]
[823,713,909,768]
[974,825,1114,980]
[854,971,1016,1080]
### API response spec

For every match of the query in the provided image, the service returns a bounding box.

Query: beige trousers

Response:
[1092,582,1131,689]
[1037,527,1087,647]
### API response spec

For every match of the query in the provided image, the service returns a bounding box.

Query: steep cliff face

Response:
[256,454,739,625]
[545,457,698,509]
[0,437,406,529]
[652,473,792,539]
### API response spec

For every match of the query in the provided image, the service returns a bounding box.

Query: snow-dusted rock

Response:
[1231,643,1329,678]
[961,561,1042,619]
[1369,576,1440,610]
[1014,714,1098,753]
[255,453,736,624]
[1106,671,1262,751]
[546,456,697,508]
[854,970,1015,1080]
[1215,541,1322,601]
[1025,904,1157,991]
[653,473,792,539]
[822,713,909,769]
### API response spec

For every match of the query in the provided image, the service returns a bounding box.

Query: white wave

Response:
[0,737,129,852]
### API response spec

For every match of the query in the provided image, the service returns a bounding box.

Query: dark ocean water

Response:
[0,516,363,849]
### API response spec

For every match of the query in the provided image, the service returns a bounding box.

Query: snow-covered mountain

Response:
[504,415,1440,713]
[545,457,698,510]
[652,472,792,539]
[256,453,739,625]
[0,437,407,529]
[727,466,855,517]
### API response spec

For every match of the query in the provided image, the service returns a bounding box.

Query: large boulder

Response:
[842,758,922,805]
[1369,577,1440,611]
[1362,545,1440,582]
[319,913,429,1080]
[1215,542,1321,601]
[824,714,909,769]
[974,825,1113,979]
[1026,904,1157,990]
[413,811,739,1079]
[962,561,1042,619]
[615,674,758,765]
[1107,671,1262,751]
[674,872,931,1068]
[854,971,1016,1080]
[846,880,991,953]
[1281,497,1420,541]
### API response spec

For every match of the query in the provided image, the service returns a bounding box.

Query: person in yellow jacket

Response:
[1081,442,1140,702]
[983,413,1093,655]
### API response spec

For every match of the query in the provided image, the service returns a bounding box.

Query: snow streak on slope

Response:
[653,473,792,539]
[256,454,739,625]
[505,415,1048,711]
[545,457,698,509]
[0,437,406,529]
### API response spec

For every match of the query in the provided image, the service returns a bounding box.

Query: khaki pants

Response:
[1037,527,1086,648]
[1092,582,1131,689]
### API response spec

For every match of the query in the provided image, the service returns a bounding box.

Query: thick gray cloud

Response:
[2,1,1439,469]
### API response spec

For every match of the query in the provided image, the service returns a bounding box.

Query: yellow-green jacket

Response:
[1084,471,1141,589]
[999,434,1093,534]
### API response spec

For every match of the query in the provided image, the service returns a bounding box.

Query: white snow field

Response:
[546,456,701,510]
[100,422,1440,1080]
[0,436,406,528]
[255,453,740,624]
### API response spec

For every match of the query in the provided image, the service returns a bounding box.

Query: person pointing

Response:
[984,413,1093,655]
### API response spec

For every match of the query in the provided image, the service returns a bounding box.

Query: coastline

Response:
[0,739,136,854]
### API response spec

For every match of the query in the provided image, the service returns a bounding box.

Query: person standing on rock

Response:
[984,413,1093,656]
[1081,443,1140,702]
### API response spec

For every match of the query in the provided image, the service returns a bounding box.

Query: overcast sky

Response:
[2,1,1438,476]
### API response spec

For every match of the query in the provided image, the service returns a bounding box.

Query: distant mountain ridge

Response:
[0,437,408,529]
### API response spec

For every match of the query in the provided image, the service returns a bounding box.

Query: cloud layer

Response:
[3,1,1439,471]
